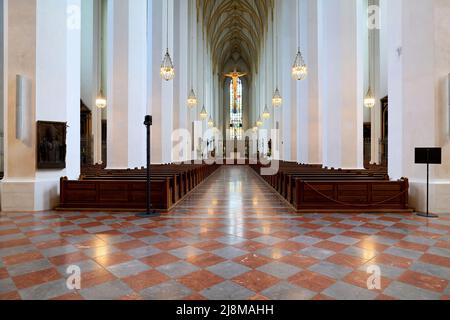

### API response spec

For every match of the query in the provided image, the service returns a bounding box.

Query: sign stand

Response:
[415,148,441,219]
[137,115,160,218]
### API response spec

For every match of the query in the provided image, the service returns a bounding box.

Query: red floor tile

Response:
[153,240,187,251]
[315,241,348,252]
[420,254,450,268]
[395,240,429,252]
[94,252,134,268]
[273,241,307,252]
[193,240,226,251]
[81,269,117,288]
[233,271,279,292]
[399,270,449,293]
[233,241,266,252]
[279,254,318,269]
[371,253,413,269]
[0,291,22,300]
[0,267,9,280]
[13,268,62,290]
[327,253,367,268]
[3,251,44,266]
[49,252,89,266]
[123,270,169,292]
[289,270,335,293]
[186,253,226,268]
[113,240,147,251]
[0,238,31,249]
[305,231,334,240]
[0,229,21,236]
[233,253,272,269]
[140,253,179,268]
[178,270,223,292]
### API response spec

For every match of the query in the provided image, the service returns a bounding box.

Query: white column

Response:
[297,0,322,164]
[81,0,102,164]
[106,0,147,169]
[368,0,383,164]
[1,0,81,211]
[148,0,174,164]
[319,0,364,169]
[388,0,450,214]
[127,0,147,168]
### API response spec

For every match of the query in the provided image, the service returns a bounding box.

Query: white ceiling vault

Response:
[197,0,274,74]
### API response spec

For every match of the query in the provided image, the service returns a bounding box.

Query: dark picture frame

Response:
[36,121,67,169]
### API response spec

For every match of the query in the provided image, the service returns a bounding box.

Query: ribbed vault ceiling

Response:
[197,0,273,73]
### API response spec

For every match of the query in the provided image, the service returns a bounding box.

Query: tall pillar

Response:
[369,0,384,164]
[279,0,298,161]
[1,0,81,211]
[388,0,450,213]
[297,0,322,164]
[106,0,147,169]
[81,0,102,165]
[319,0,364,169]
[148,0,174,164]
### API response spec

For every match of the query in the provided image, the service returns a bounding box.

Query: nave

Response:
[0,167,449,300]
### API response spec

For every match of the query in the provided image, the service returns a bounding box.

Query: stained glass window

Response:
[230,78,243,140]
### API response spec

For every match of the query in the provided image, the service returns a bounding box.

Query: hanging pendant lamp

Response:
[160,3,175,81]
[272,88,282,108]
[292,48,308,81]
[96,92,107,109]
[256,116,263,127]
[200,105,208,120]
[187,89,198,108]
[364,87,376,109]
[208,116,214,128]
[292,0,307,81]
[262,105,271,120]
[161,49,175,81]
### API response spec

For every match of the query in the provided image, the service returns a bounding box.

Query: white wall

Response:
[388,0,450,213]
[1,0,81,211]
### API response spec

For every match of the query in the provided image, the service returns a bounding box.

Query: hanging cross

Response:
[224,68,247,113]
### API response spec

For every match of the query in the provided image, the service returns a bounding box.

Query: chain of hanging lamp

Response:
[96,0,107,109]
[262,29,271,121]
[292,0,308,81]
[257,70,263,127]
[272,6,282,108]
[200,32,208,120]
[364,16,375,109]
[187,3,198,108]
[161,1,175,81]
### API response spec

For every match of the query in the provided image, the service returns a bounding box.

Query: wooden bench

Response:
[59,163,220,211]
[251,162,410,213]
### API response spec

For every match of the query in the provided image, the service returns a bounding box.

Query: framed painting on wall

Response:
[36,121,67,169]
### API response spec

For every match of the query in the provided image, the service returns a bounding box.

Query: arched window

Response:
[230,78,243,140]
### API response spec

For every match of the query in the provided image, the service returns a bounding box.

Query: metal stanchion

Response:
[137,115,160,218]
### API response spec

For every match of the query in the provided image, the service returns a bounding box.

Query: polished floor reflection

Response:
[0,166,449,300]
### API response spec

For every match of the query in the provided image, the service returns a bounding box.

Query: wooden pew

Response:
[59,163,220,211]
[250,162,410,213]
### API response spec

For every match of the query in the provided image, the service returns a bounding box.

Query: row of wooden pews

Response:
[59,163,220,211]
[251,162,411,213]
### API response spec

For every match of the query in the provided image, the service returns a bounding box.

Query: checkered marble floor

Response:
[1,166,449,300]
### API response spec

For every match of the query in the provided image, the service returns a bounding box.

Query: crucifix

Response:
[224,68,247,113]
